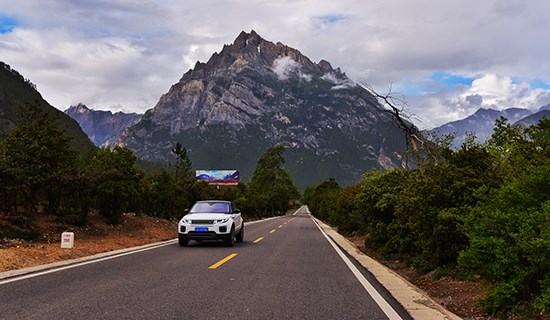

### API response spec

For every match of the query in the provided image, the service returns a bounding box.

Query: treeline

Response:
[1,61,37,90]
[0,102,299,232]
[304,116,550,317]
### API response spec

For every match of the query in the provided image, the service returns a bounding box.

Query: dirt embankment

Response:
[0,212,176,272]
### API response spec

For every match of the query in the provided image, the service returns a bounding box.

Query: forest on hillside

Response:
[0,102,299,234]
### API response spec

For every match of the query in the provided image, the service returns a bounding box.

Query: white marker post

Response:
[61,232,74,248]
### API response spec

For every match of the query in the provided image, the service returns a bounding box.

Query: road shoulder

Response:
[312,216,462,320]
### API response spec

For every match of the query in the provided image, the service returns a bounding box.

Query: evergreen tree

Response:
[249,145,300,215]
[0,102,77,215]
[85,146,142,223]
[171,142,193,184]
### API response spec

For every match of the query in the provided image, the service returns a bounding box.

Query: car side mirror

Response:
[184,209,189,214]
[233,209,241,214]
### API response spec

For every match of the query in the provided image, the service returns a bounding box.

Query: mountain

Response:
[108,30,410,188]
[516,104,550,127]
[430,107,533,147]
[0,61,93,151]
[64,104,142,146]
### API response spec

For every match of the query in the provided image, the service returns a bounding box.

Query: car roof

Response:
[195,200,230,203]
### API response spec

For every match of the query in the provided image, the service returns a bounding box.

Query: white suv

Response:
[178,200,244,247]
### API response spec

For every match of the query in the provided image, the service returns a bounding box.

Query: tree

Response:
[85,146,142,224]
[141,168,178,218]
[459,164,550,315]
[0,101,77,215]
[360,84,426,169]
[171,142,193,184]
[248,145,300,216]
[305,178,340,221]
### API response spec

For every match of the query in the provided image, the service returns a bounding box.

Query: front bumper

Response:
[178,224,231,241]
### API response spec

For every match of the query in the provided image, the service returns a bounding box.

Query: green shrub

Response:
[459,165,550,314]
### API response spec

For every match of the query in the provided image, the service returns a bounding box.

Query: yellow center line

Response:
[270,229,276,233]
[278,225,283,228]
[253,237,264,243]
[208,253,238,269]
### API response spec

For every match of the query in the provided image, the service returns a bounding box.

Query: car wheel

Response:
[225,226,235,247]
[178,234,189,247]
[236,224,244,243]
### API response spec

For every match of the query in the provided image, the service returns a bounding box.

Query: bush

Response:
[459,165,550,314]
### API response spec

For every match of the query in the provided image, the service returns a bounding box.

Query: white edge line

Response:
[310,212,403,320]
[0,240,176,285]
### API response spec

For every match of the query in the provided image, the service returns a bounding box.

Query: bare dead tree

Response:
[359,83,426,169]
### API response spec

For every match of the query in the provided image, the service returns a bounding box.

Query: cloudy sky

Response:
[1,0,549,129]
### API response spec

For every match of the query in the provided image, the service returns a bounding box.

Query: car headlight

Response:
[215,218,229,224]
[182,219,192,224]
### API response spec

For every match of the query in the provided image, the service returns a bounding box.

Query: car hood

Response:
[181,213,232,220]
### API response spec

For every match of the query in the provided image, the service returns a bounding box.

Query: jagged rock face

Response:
[64,104,142,146]
[110,30,408,188]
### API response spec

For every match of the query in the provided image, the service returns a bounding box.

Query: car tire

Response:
[225,226,235,247]
[236,223,244,243]
[178,234,189,247]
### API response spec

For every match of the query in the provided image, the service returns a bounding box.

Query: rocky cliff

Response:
[64,104,141,146]
[109,31,409,188]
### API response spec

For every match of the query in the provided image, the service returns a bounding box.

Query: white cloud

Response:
[407,74,550,129]
[321,72,355,89]
[272,56,300,80]
[299,72,312,82]
[0,0,548,125]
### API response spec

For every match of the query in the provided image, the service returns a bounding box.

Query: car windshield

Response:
[190,202,230,214]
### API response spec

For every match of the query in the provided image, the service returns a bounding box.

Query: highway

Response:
[0,207,411,320]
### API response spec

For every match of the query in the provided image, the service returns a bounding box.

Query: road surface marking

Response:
[253,237,264,244]
[311,216,403,320]
[278,225,283,228]
[209,253,238,269]
[0,240,177,285]
[270,229,276,233]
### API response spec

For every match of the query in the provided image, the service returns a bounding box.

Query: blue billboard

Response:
[196,170,240,186]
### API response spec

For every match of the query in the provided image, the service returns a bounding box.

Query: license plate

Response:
[195,227,208,232]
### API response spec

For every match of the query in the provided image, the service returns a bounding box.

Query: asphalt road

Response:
[0,207,411,320]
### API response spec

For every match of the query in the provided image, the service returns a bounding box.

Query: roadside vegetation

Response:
[304,116,550,318]
[0,102,300,238]
[4,101,550,318]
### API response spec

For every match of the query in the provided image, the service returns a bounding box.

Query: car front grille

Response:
[192,220,214,225]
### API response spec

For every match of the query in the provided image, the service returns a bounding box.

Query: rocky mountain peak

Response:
[73,103,90,113]
[109,31,409,188]
[186,30,348,84]
[65,104,142,146]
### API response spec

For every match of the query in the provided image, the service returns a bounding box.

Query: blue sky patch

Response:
[0,16,17,34]
[398,72,477,96]
[430,72,475,87]
[527,79,550,90]
[399,84,427,96]
[314,14,347,30]
[317,14,347,24]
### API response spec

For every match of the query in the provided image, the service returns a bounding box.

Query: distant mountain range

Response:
[104,30,411,188]
[64,104,142,146]
[430,105,550,148]
[0,61,93,151]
